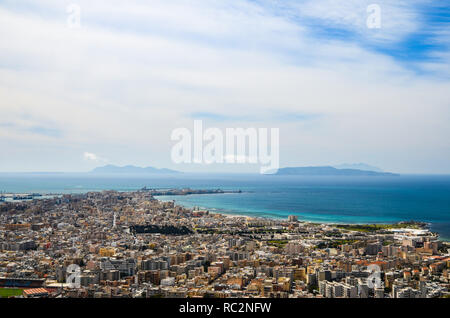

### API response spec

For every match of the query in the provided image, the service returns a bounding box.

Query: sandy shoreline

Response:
[159,197,450,242]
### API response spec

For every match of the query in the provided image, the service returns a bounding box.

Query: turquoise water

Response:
[1,173,449,240]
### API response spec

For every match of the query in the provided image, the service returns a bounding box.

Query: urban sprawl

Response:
[0,190,449,299]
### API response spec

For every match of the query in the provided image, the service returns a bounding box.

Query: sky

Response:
[0,0,449,174]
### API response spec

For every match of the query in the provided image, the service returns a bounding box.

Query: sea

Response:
[1,173,450,241]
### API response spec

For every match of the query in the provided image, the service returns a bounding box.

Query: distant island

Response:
[91,165,180,174]
[332,163,383,172]
[275,166,398,176]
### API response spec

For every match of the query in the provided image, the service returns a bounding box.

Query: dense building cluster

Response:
[0,191,449,298]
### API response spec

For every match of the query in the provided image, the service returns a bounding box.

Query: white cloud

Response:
[0,1,449,173]
[83,152,106,163]
[83,152,97,161]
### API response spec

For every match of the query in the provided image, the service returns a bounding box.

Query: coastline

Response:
[157,197,450,242]
[2,188,449,300]
[2,188,449,242]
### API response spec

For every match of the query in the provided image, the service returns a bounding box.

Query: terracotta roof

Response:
[370,261,387,265]
[23,288,49,295]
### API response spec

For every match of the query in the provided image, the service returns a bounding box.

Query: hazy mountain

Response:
[91,165,180,174]
[333,163,383,172]
[275,166,397,176]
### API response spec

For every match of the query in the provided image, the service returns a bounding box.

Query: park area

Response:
[0,288,23,298]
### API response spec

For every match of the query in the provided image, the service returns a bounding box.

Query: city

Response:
[1,190,448,298]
